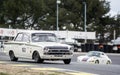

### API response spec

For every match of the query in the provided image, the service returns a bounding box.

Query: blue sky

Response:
[107,0,120,16]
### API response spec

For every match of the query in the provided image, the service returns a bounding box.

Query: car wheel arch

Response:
[9,50,14,55]
[106,60,111,64]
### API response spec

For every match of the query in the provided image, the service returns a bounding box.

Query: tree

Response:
[0,0,7,27]
[110,14,120,39]
[2,0,48,29]
[42,0,110,31]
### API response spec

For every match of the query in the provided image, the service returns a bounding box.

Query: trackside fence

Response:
[81,43,120,53]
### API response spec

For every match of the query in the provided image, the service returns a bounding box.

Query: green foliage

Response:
[0,72,9,75]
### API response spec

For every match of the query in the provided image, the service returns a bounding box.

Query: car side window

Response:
[14,33,23,41]
[100,53,106,57]
[22,34,29,42]
[102,53,104,55]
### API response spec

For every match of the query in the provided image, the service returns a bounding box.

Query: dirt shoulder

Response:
[0,64,69,75]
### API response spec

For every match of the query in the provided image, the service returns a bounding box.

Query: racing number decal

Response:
[22,48,26,52]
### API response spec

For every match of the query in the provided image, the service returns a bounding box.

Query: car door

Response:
[13,33,24,57]
[21,33,31,58]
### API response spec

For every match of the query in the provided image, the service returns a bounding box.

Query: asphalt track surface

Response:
[0,52,120,75]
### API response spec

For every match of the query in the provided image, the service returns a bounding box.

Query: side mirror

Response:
[27,40,30,43]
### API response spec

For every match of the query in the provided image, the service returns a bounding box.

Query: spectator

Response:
[99,44,104,51]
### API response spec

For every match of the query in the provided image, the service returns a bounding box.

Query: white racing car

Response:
[77,51,112,64]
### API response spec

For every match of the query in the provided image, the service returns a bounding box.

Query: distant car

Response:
[77,51,112,64]
[59,38,81,52]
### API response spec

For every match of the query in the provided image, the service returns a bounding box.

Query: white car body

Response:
[77,51,112,64]
[4,31,73,64]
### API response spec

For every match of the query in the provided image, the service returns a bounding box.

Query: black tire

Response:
[63,59,71,64]
[33,52,44,63]
[95,60,99,64]
[9,51,18,61]
[106,61,110,64]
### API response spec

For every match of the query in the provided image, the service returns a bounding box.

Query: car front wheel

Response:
[33,52,44,63]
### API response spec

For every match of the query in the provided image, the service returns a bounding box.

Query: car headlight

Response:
[69,47,74,52]
[89,60,95,62]
[44,47,49,53]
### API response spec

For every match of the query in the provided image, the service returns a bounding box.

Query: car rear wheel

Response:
[9,51,18,61]
[95,60,99,64]
[63,59,71,64]
[33,52,44,63]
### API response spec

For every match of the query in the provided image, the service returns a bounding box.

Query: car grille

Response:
[48,50,69,53]
[47,46,68,50]
[44,46,72,55]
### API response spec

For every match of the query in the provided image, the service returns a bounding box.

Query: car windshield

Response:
[32,33,57,42]
[87,51,100,57]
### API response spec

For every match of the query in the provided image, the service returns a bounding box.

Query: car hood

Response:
[78,55,90,59]
[78,55,96,60]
